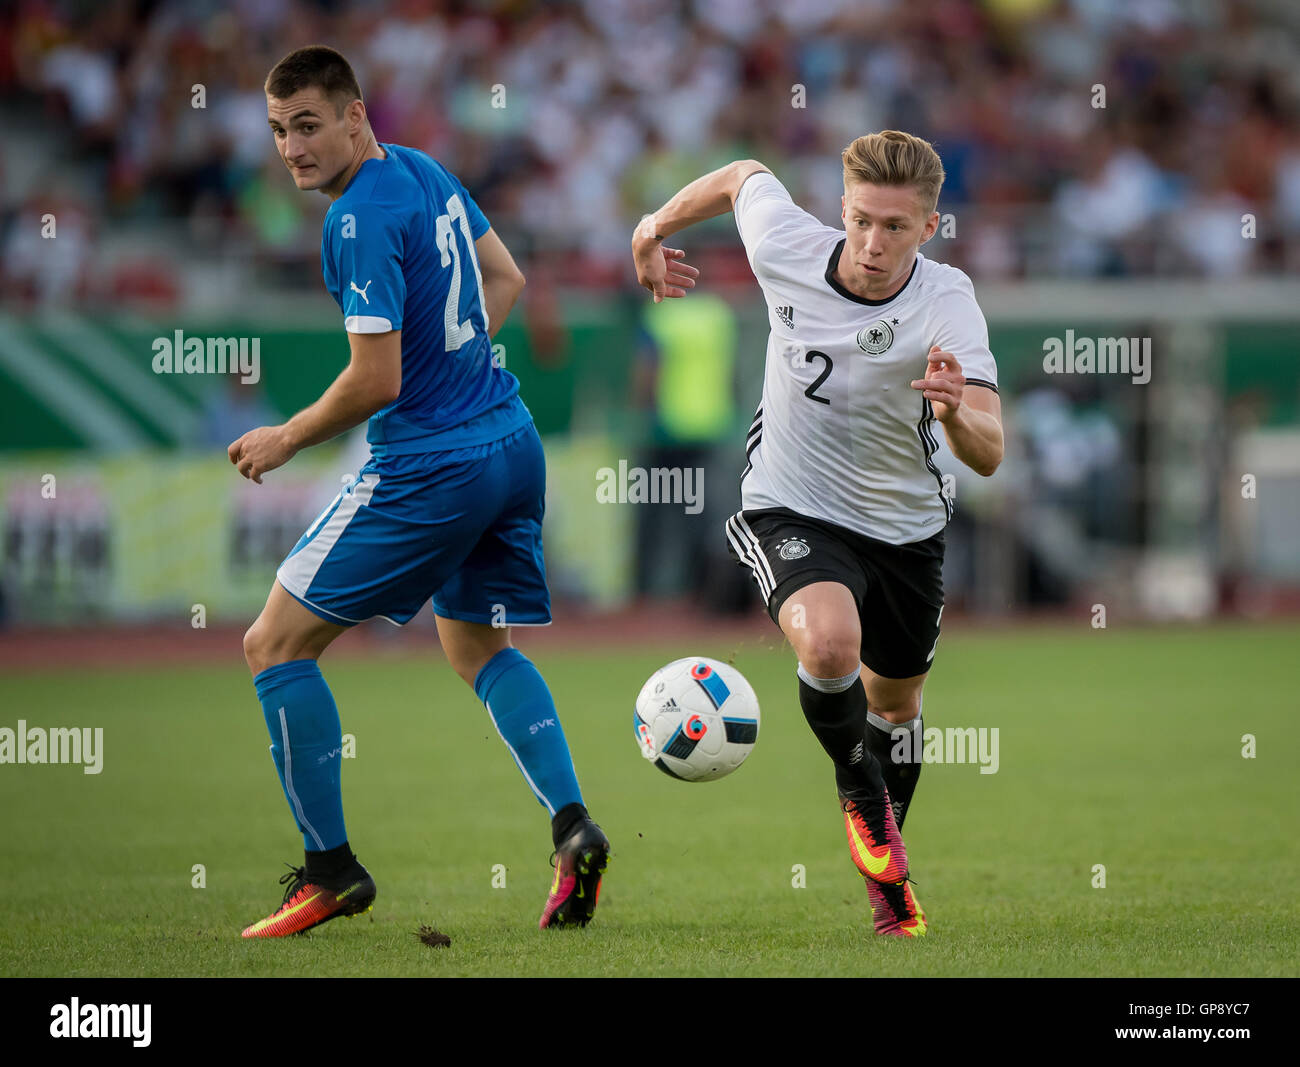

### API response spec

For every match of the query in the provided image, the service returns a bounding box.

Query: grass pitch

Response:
[1,621,1296,977]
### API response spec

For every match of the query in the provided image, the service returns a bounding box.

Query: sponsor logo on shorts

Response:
[777,537,811,560]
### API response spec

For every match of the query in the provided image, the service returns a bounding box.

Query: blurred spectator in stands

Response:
[2,0,1298,287]
[1169,159,1257,278]
[1,188,94,308]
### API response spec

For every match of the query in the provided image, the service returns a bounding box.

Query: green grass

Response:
[1,621,1297,976]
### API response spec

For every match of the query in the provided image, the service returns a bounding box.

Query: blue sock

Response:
[475,648,583,816]
[254,659,349,852]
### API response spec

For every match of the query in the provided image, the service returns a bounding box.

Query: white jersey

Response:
[733,172,998,545]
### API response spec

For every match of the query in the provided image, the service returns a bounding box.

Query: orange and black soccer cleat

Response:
[839,788,909,886]
[241,861,376,938]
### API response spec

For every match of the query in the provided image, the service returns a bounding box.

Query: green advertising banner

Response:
[0,435,631,626]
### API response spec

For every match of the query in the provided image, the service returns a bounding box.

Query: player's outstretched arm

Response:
[475,227,526,337]
[632,159,769,302]
[228,330,401,483]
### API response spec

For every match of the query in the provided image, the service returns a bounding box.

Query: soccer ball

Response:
[633,657,760,781]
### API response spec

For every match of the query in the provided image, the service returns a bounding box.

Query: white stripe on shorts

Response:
[277,472,380,601]
[725,511,776,602]
[734,512,777,597]
[301,488,345,543]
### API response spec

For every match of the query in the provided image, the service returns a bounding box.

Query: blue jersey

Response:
[321,143,531,455]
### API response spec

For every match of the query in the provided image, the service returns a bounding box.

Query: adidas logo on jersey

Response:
[775,305,795,329]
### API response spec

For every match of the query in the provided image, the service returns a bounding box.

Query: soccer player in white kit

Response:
[631,131,1003,936]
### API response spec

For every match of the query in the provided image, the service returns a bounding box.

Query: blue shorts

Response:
[276,423,551,627]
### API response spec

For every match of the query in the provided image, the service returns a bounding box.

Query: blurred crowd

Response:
[3,0,1300,306]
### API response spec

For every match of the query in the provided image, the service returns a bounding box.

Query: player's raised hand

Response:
[228,425,298,484]
[633,241,699,303]
[910,345,966,422]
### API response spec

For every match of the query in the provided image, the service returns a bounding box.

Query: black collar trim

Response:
[824,239,918,306]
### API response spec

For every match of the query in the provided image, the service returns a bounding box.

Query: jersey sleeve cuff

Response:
[965,378,998,394]
[345,314,397,334]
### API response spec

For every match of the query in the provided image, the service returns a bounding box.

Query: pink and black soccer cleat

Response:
[539,817,610,929]
[866,877,928,937]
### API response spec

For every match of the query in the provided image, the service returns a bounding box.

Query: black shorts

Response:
[724,507,945,679]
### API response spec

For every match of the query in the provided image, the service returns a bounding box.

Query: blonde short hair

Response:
[842,131,945,216]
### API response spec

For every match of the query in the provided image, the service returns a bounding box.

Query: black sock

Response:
[797,667,884,800]
[551,802,589,848]
[304,841,358,882]
[864,711,923,828]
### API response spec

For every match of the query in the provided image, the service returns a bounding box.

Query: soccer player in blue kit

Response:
[230,46,610,937]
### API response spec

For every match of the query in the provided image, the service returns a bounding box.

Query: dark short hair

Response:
[265,45,362,114]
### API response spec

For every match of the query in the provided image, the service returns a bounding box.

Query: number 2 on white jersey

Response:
[434,194,488,352]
